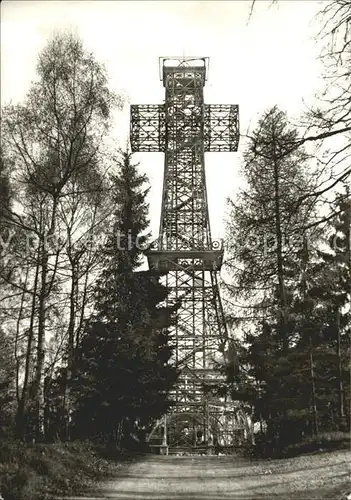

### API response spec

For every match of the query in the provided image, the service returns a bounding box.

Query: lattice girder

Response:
[204,104,240,152]
[130,104,165,152]
[130,105,239,154]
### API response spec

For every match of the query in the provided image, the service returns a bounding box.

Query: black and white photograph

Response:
[0,1,350,499]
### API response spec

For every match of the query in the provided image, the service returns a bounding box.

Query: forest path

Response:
[61,449,350,500]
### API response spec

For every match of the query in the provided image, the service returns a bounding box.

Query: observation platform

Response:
[146,249,223,271]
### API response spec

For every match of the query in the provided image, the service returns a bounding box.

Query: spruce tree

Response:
[311,191,350,429]
[72,151,177,445]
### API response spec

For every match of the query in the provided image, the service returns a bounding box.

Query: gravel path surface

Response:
[61,450,350,500]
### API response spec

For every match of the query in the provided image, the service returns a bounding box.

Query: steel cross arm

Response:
[130,104,239,153]
[130,104,166,152]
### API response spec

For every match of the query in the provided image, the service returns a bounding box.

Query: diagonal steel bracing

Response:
[130,57,243,451]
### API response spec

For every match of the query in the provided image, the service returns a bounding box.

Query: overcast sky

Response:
[1,0,324,241]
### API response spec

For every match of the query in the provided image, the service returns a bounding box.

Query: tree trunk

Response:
[33,197,58,442]
[62,260,77,441]
[14,268,29,404]
[34,241,48,442]
[309,337,319,435]
[335,308,345,422]
[301,235,319,436]
[272,153,288,352]
[16,253,40,440]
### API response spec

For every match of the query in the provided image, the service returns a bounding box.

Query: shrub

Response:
[0,440,121,500]
[249,431,350,459]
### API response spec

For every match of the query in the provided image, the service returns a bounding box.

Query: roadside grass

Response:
[249,431,350,459]
[281,431,350,457]
[0,440,128,500]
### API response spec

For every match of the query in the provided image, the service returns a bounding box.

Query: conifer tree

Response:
[226,108,350,450]
[225,107,319,448]
[72,151,178,445]
[312,191,350,428]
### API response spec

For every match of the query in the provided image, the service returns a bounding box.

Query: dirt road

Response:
[62,450,350,500]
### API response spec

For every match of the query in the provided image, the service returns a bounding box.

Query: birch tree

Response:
[1,31,122,441]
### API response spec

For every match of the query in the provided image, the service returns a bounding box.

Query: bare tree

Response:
[247,1,351,216]
[295,0,351,221]
[1,31,123,441]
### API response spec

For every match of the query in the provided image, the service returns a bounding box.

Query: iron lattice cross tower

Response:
[130,57,240,450]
